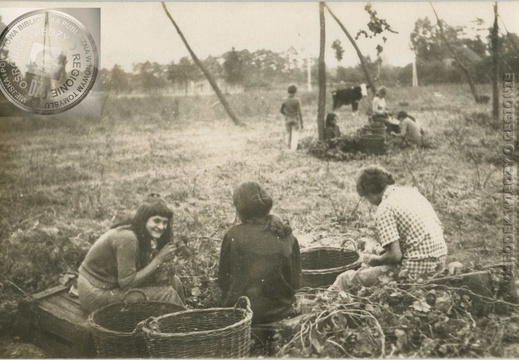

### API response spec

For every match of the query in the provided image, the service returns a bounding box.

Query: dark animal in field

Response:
[332,84,369,114]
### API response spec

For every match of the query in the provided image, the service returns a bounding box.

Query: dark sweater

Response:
[218,223,301,324]
[325,126,341,142]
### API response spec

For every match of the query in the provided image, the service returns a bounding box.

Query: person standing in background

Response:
[280,85,303,151]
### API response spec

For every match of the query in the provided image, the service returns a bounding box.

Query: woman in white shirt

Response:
[371,86,400,132]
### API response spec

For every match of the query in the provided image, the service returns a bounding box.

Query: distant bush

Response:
[301,135,369,161]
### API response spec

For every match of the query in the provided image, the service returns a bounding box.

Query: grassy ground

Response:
[0,84,514,355]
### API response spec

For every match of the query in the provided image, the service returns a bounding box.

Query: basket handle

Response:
[340,239,357,251]
[122,288,149,304]
[234,296,252,313]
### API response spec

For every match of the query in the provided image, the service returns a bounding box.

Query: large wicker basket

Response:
[88,289,185,358]
[301,245,361,288]
[142,296,252,358]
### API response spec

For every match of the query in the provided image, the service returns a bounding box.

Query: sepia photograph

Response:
[0,1,517,358]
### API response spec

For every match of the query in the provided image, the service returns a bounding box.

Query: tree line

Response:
[100,48,311,94]
[100,16,519,93]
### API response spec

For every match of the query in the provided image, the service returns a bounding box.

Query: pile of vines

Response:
[301,135,372,161]
[275,274,519,358]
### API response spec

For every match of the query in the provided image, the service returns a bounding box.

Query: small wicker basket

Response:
[301,243,361,288]
[88,289,185,358]
[142,296,252,358]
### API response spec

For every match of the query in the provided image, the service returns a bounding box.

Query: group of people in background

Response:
[280,84,426,150]
[371,86,425,147]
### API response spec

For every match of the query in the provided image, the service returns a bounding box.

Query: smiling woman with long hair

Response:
[77,194,185,312]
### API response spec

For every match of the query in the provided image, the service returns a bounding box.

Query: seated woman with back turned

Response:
[218,182,301,325]
[78,194,185,312]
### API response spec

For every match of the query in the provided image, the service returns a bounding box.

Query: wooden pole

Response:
[307,52,312,92]
[317,2,326,141]
[412,54,418,87]
[492,2,499,118]
[162,2,242,126]
[324,3,376,95]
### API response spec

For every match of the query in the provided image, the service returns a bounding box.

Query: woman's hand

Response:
[154,243,176,264]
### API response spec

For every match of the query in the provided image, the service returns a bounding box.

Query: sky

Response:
[1,1,519,72]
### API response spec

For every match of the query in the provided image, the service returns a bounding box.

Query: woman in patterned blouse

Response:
[332,166,448,290]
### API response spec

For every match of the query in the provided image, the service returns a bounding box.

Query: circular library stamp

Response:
[0,9,99,115]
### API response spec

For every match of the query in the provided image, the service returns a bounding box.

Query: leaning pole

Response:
[162,2,242,126]
[324,3,376,95]
[317,2,326,141]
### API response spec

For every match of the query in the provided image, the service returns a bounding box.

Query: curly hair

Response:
[356,166,395,197]
[397,111,416,122]
[233,182,292,238]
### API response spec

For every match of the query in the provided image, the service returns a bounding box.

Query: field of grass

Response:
[0,83,515,356]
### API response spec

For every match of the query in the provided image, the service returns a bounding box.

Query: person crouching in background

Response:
[324,113,341,148]
[218,181,301,325]
[391,111,425,147]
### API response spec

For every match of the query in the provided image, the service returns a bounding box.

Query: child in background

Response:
[391,111,425,147]
[324,113,341,148]
[371,86,390,121]
[280,85,303,151]
[371,86,400,132]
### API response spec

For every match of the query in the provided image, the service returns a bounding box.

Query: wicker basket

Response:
[88,289,185,358]
[301,245,361,288]
[142,296,252,358]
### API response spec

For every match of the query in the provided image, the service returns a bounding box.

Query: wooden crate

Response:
[18,285,95,358]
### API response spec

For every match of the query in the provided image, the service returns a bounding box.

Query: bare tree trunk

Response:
[317,2,326,141]
[430,4,480,103]
[324,3,376,95]
[492,2,499,118]
[162,3,242,126]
